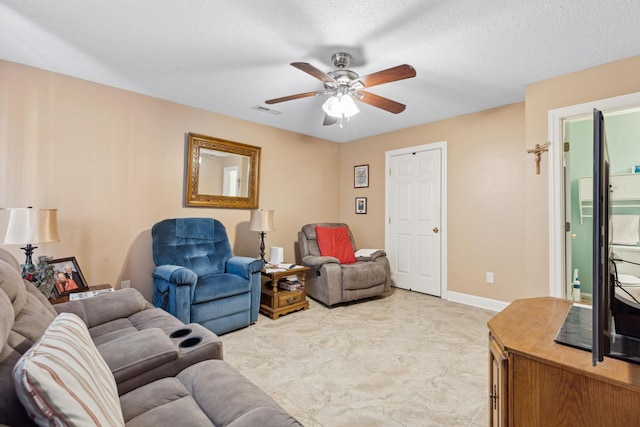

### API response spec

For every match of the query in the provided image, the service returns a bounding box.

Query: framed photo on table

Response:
[355,197,367,214]
[47,257,89,298]
[354,164,369,188]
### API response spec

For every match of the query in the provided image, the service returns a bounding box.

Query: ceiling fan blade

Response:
[323,114,338,126]
[358,64,416,88]
[291,62,337,84]
[356,91,406,114]
[265,90,324,104]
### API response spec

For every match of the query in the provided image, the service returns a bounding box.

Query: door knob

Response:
[571,234,576,239]
[433,227,439,233]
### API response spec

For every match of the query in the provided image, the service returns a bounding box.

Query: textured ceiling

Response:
[2,1,640,143]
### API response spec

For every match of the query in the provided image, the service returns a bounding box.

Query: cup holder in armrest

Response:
[169,328,192,339]
[179,337,202,348]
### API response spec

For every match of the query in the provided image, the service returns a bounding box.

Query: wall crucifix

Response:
[527,142,550,175]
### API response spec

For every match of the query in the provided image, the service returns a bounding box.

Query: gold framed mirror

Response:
[185,133,261,208]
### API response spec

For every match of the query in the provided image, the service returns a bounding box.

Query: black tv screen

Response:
[592,108,611,365]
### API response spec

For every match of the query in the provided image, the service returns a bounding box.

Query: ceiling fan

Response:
[265,52,416,127]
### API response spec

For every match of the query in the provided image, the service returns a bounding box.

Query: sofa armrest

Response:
[302,255,340,268]
[226,256,264,278]
[356,250,387,262]
[114,322,224,395]
[97,328,178,387]
[152,265,197,286]
[54,288,149,328]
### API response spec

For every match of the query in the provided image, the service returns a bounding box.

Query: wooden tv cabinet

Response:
[488,297,640,426]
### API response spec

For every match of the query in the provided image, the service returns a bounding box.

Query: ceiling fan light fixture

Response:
[321,96,339,117]
[265,53,415,126]
[322,94,359,118]
[340,94,359,117]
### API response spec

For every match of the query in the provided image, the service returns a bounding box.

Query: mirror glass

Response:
[185,133,261,208]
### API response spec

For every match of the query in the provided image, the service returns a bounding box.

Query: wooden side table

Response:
[260,266,309,319]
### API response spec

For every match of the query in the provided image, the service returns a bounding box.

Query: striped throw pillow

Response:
[13,312,125,426]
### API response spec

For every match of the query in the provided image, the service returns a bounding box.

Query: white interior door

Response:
[387,146,442,296]
[222,166,239,196]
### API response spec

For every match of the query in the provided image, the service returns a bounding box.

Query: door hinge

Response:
[565,222,571,232]
[564,142,570,152]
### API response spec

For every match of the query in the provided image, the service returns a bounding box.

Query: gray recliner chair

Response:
[298,223,392,306]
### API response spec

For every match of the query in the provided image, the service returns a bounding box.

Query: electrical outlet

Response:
[486,272,494,284]
[120,280,131,289]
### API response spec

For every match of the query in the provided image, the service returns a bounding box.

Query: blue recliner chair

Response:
[151,218,264,335]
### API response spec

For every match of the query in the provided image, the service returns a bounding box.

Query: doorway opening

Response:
[223,166,239,196]
[549,92,640,301]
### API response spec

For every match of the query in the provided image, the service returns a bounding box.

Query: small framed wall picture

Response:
[354,164,369,188]
[355,197,367,214]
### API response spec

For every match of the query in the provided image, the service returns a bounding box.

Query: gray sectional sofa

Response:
[0,248,301,426]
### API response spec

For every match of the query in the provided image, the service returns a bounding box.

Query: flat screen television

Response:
[592,107,611,365]
[556,108,640,366]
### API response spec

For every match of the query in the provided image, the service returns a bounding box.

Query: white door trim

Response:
[548,91,640,298]
[385,141,448,299]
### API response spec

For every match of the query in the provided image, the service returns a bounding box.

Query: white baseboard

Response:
[446,291,509,312]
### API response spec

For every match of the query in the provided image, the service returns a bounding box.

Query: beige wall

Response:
[2,55,640,305]
[523,55,640,299]
[0,60,340,301]
[340,55,640,303]
[340,104,527,302]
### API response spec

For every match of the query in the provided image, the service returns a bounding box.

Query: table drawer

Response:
[278,291,303,307]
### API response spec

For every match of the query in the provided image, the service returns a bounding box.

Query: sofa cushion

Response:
[0,248,21,272]
[0,257,56,345]
[0,249,56,319]
[0,258,28,317]
[341,261,386,290]
[175,217,215,239]
[120,376,213,426]
[0,290,13,349]
[54,288,150,327]
[120,360,303,426]
[120,359,301,427]
[316,225,357,264]
[193,272,252,303]
[13,312,125,426]
[177,359,301,427]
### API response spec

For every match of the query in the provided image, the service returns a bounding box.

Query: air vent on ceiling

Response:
[253,105,282,115]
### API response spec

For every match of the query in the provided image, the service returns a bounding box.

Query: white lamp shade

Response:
[3,208,60,244]
[339,94,359,117]
[322,96,342,117]
[322,94,359,118]
[249,209,275,232]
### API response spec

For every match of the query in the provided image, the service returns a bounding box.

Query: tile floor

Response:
[222,287,496,427]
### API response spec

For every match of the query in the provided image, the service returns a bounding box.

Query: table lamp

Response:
[3,207,60,270]
[249,209,274,262]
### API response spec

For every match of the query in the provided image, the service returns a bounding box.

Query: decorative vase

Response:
[37,278,56,300]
